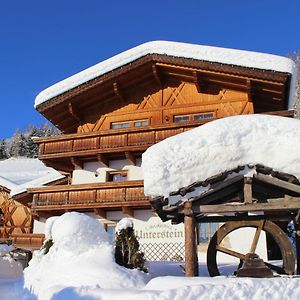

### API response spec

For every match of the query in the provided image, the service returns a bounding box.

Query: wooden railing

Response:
[29,180,150,210]
[0,233,45,249]
[36,121,209,159]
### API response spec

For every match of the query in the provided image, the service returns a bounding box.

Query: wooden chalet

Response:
[23,41,296,262]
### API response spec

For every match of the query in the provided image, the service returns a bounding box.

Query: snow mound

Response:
[115,218,133,233]
[142,114,300,198]
[51,212,109,254]
[24,212,149,297]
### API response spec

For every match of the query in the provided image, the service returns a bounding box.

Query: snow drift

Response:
[23,212,149,298]
[142,114,300,198]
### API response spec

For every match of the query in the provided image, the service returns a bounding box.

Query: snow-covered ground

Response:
[0,212,300,300]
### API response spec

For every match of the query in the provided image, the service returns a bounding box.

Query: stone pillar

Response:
[184,201,198,276]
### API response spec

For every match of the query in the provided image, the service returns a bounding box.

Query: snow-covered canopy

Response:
[0,158,64,197]
[142,115,300,198]
[35,41,296,108]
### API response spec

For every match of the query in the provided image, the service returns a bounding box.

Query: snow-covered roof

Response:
[35,41,296,109]
[142,114,300,198]
[0,158,64,197]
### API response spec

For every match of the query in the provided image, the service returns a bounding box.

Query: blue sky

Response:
[0,0,299,138]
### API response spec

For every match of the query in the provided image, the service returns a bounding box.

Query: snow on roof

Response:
[0,158,64,197]
[0,175,17,191]
[35,41,296,108]
[142,114,300,198]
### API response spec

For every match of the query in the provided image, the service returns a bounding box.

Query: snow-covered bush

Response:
[24,212,149,298]
[115,218,147,272]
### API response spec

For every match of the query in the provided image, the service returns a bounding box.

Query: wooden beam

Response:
[193,71,203,93]
[247,79,253,102]
[94,208,107,219]
[125,151,136,165]
[195,197,300,214]
[113,82,126,102]
[122,206,134,217]
[244,177,253,204]
[68,101,82,123]
[97,154,108,167]
[254,173,300,194]
[195,213,293,223]
[43,159,73,173]
[70,157,83,169]
[184,201,198,276]
[152,64,162,86]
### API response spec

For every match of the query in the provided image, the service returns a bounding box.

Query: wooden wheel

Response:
[207,220,295,276]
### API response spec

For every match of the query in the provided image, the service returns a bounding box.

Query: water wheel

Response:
[207,220,295,276]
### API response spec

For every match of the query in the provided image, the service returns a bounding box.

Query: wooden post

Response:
[184,201,198,276]
[244,177,252,204]
[294,218,300,275]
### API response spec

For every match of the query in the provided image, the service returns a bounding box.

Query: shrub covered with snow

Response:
[115,218,147,273]
[24,212,149,298]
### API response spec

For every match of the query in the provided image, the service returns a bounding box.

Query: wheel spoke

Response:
[216,245,246,260]
[250,220,265,253]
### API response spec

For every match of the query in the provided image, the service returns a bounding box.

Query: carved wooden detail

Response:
[0,189,32,238]
[76,80,250,133]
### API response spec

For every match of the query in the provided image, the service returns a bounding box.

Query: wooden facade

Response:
[29,51,294,218]
[0,186,44,249]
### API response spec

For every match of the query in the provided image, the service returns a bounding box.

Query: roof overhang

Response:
[36,54,292,133]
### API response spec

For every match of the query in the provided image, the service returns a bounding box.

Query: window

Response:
[107,170,128,182]
[134,120,149,127]
[111,119,149,129]
[193,113,214,121]
[174,115,189,123]
[174,112,214,124]
[198,223,219,243]
[111,122,130,129]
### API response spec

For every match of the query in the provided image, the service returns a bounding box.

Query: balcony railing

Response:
[36,121,210,160]
[0,233,45,249]
[29,180,150,211]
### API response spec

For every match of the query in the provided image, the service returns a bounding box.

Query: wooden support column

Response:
[244,177,253,204]
[184,201,198,277]
[94,208,107,219]
[294,215,300,275]
[122,206,134,217]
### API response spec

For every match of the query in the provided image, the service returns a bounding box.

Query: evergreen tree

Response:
[115,219,147,272]
[0,140,8,160]
[8,129,27,157]
[0,123,60,159]
[26,126,40,158]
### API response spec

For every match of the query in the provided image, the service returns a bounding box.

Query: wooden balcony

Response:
[28,180,150,214]
[35,121,207,172]
[0,233,45,249]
